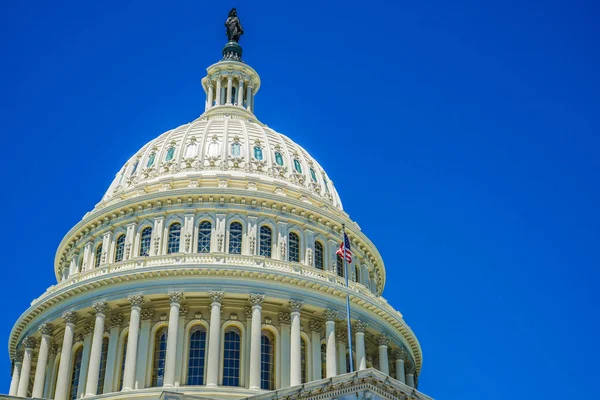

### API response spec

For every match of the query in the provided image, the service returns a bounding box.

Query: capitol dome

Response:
[5,10,429,400]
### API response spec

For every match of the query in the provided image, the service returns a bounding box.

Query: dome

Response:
[100,114,343,211]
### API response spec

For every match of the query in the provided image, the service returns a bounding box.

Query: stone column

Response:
[246,82,254,111]
[377,334,390,375]
[323,309,337,378]
[244,307,252,388]
[226,75,233,105]
[405,362,416,388]
[43,344,59,398]
[206,291,223,388]
[135,307,154,389]
[122,295,143,391]
[215,77,222,106]
[392,348,406,384]
[77,321,95,398]
[248,294,265,390]
[289,300,303,386]
[279,312,291,387]
[55,311,78,400]
[17,337,36,397]
[85,302,109,396]
[207,80,214,110]
[174,305,188,386]
[336,329,347,374]
[164,292,184,387]
[309,319,322,381]
[353,321,367,371]
[237,79,245,107]
[32,323,54,397]
[103,314,123,394]
[9,350,23,396]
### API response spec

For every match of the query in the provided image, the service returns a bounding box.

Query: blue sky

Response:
[1,1,599,399]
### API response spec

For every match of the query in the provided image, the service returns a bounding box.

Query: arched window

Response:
[301,337,307,384]
[198,221,212,253]
[118,335,128,391]
[293,159,302,173]
[95,244,103,268]
[253,146,263,160]
[146,153,156,168]
[323,175,330,193]
[187,326,207,385]
[114,234,126,263]
[185,143,197,158]
[97,337,109,392]
[167,222,181,254]
[314,241,324,270]
[288,232,300,263]
[151,328,168,387]
[310,168,318,182]
[130,160,139,176]
[231,143,241,157]
[259,226,272,258]
[222,328,241,386]
[260,331,274,390]
[229,222,242,254]
[140,227,152,257]
[274,152,284,166]
[69,347,83,400]
[165,147,175,162]
[208,140,219,156]
[336,254,344,277]
[354,265,360,283]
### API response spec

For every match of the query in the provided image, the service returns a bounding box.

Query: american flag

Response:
[336,232,352,263]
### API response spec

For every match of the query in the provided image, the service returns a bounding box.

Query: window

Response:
[114,234,126,263]
[354,265,360,283]
[323,175,330,193]
[167,222,181,254]
[253,146,263,160]
[95,244,103,267]
[198,221,212,253]
[274,152,284,166]
[69,347,83,400]
[314,241,324,270]
[97,337,109,392]
[223,328,241,386]
[231,143,241,157]
[187,327,207,385]
[130,160,139,176]
[259,226,272,258]
[151,328,168,387]
[147,153,156,168]
[229,222,242,254]
[118,336,128,391]
[301,338,307,384]
[288,232,300,263]
[260,332,274,390]
[293,159,302,173]
[336,254,344,277]
[140,227,152,257]
[185,143,197,158]
[165,147,175,162]
[208,141,219,156]
[310,168,317,182]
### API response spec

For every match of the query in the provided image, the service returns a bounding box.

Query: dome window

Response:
[253,146,263,160]
[322,175,330,193]
[198,221,212,253]
[167,222,181,254]
[130,160,139,176]
[229,222,243,254]
[165,147,175,162]
[310,168,317,182]
[293,159,303,173]
[185,143,197,158]
[259,225,272,257]
[146,153,156,168]
[222,328,241,386]
[187,326,207,385]
[140,227,152,257]
[274,152,284,166]
[289,232,300,262]
[207,140,220,157]
[231,143,241,157]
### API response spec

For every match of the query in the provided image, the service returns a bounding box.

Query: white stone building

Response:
[4,14,432,400]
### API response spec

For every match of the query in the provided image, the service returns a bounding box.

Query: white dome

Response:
[101,112,343,210]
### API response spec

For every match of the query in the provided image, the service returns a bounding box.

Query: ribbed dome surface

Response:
[101,113,343,210]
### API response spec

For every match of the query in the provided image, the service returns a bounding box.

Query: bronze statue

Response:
[225,8,244,42]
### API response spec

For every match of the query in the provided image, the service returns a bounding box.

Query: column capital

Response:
[353,320,367,333]
[335,328,347,343]
[128,295,144,308]
[14,349,24,363]
[209,291,224,305]
[396,346,409,361]
[38,323,54,337]
[289,300,304,313]
[249,293,265,307]
[62,311,78,325]
[83,320,95,335]
[405,361,416,375]
[141,307,155,321]
[377,333,390,347]
[49,343,60,356]
[323,308,337,321]
[278,311,291,326]
[309,319,322,333]
[22,336,36,349]
[92,301,109,315]
[179,304,189,318]
[168,291,184,305]
[244,306,253,320]
[107,313,123,328]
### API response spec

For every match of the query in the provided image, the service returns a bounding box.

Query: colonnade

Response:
[205,73,255,112]
[9,293,416,399]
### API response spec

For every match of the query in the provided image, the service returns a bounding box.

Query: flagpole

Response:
[342,223,355,373]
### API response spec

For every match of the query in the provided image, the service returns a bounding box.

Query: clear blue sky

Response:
[1,1,598,399]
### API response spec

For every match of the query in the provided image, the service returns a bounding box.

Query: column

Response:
[206,291,224,388]
[122,295,143,391]
[323,309,337,378]
[289,300,303,386]
[246,83,253,111]
[279,312,291,387]
[309,319,322,381]
[9,350,23,396]
[353,321,367,371]
[405,362,416,388]
[54,311,78,400]
[377,334,390,375]
[336,329,347,374]
[244,307,252,388]
[174,305,188,386]
[226,74,233,105]
[102,314,123,394]
[248,294,265,390]
[215,77,222,106]
[43,343,59,398]
[392,348,406,384]
[135,308,154,389]
[17,337,36,397]
[237,79,244,107]
[84,302,109,396]
[164,292,184,387]
[77,321,94,398]
[207,80,214,110]
[32,323,54,397]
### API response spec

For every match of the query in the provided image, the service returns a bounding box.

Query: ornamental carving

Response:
[22,336,36,349]
[62,311,78,325]
[141,308,155,320]
[249,293,265,307]
[128,295,144,308]
[249,236,256,254]
[280,242,286,259]
[353,320,367,333]
[153,237,160,255]
[278,311,291,325]
[217,233,224,252]
[83,320,95,335]
[405,362,416,375]
[125,242,132,259]
[49,343,60,357]
[184,233,191,252]
[108,314,123,328]
[289,300,304,313]
[309,319,322,333]
[335,328,347,343]
[92,301,109,315]
[377,334,390,347]
[39,323,54,337]
[14,349,24,363]
[244,306,252,320]
[179,305,189,318]
[168,291,184,304]
[209,291,224,304]
[323,308,337,321]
